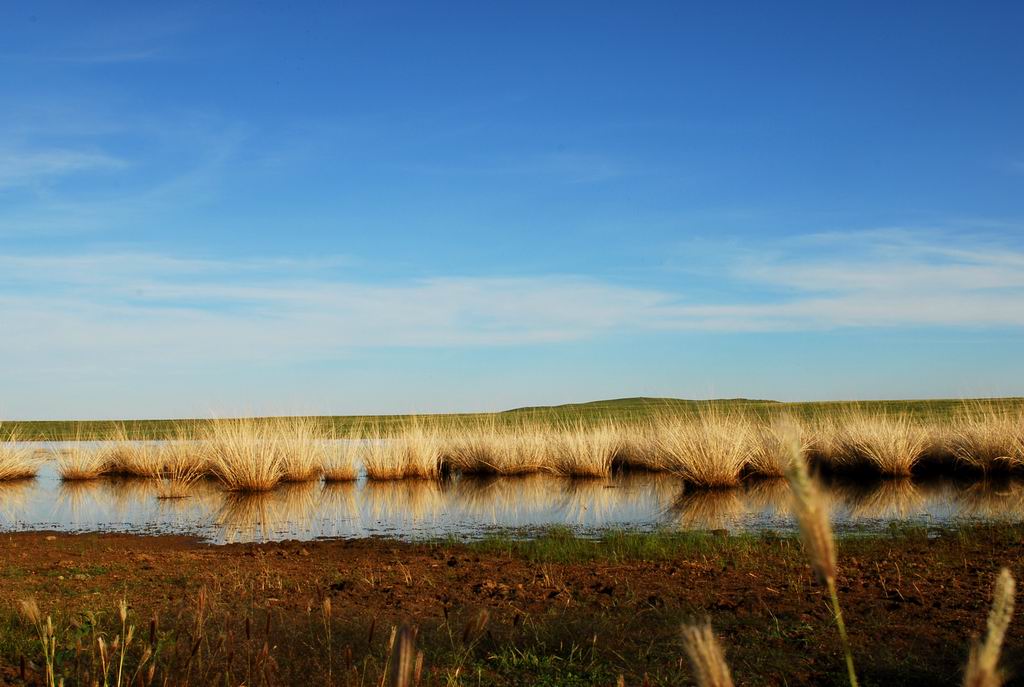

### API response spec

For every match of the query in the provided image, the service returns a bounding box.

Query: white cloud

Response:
[0,231,1022,374]
[0,149,128,189]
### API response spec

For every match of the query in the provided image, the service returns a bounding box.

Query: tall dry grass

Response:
[155,428,208,499]
[0,426,38,481]
[363,420,446,480]
[655,407,752,488]
[783,422,859,687]
[102,424,164,478]
[446,420,549,476]
[206,419,285,491]
[831,411,931,477]
[57,440,109,481]
[748,417,810,478]
[963,567,1016,687]
[321,425,363,481]
[948,404,1024,474]
[276,417,327,482]
[547,421,619,478]
[681,620,734,687]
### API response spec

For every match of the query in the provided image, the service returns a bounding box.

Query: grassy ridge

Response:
[5,396,1024,440]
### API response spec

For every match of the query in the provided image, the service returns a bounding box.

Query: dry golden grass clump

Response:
[101,424,164,478]
[805,413,844,464]
[57,440,110,481]
[948,405,1024,474]
[963,567,1016,687]
[0,426,38,481]
[276,417,327,482]
[655,407,752,488]
[156,443,207,499]
[613,420,662,471]
[321,426,363,482]
[363,420,446,480]
[205,419,285,491]
[681,620,734,687]
[444,419,535,476]
[548,421,620,478]
[747,417,811,478]
[832,411,931,477]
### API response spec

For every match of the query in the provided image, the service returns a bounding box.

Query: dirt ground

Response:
[0,527,1021,686]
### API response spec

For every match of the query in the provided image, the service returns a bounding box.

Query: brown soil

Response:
[0,528,1021,686]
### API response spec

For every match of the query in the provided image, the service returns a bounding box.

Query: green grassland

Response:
[4,396,1023,441]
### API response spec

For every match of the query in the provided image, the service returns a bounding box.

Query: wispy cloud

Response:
[0,148,128,189]
[1,230,1022,375]
[401,151,631,184]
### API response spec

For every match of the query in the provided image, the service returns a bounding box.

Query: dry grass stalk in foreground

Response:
[681,620,734,687]
[783,424,858,687]
[206,419,284,491]
[963,568,1016,687]
[0,427,38,481]
[748,417,810,478]
[656,408,751,487]
[18,598,56,687]
[386,624,422,687]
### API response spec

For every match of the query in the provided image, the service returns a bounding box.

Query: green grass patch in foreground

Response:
[459,522,1024,564]
[464,526,786,563]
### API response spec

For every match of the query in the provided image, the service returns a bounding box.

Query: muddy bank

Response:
[0,527,1021,685]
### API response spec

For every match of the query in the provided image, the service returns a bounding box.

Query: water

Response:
[2,452,1023,543]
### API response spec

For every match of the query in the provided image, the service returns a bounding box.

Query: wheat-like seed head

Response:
[17,598,42,626]
[964,568,1016,687]
[388,624,417,687]
[782,422,837,583]
[681,620,734,687]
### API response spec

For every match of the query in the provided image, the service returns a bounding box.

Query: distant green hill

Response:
[4,396,1023,441]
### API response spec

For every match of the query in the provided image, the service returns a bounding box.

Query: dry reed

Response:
[681,620,734,687]
[0,427,38,481]
[748,417,809,478]
[783,423,858,687]
[446,420,547,476]
[102,424,163,478]
[321,430,362,481]
[949,405,1024,474]
[206,419,285,491]
[548,421,619,478]
[57,440,109,480]
[156,436,207,499]
[963,568,1016,687]
[363,420,445,480]
[656,407,752,487]
[834,411,931,477]
[276,417,327,482]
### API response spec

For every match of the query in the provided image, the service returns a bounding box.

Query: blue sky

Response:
[1,1,1023,419]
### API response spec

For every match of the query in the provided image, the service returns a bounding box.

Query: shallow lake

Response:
[2,447,1023,543]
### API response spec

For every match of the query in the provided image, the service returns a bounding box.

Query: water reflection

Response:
[4,460,1024,543]
[0,479,35,519]
[215,483,321,543]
